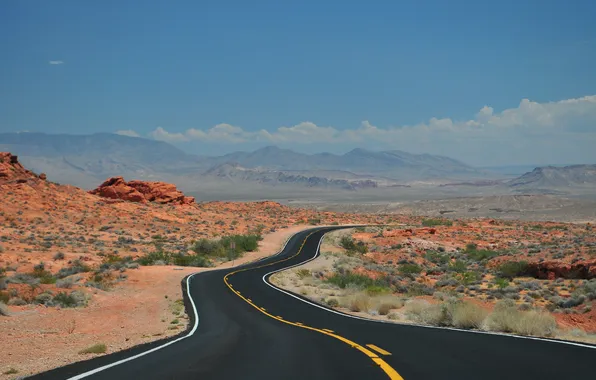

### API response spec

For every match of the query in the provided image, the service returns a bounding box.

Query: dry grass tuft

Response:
[483,300,557,337]
[450,302,488,329]
[349,293,372,312]
[78,343,107,355]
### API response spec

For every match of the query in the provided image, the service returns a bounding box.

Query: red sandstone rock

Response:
[527,260,596,280]
[0,152,41,182]
[90,177,195,206]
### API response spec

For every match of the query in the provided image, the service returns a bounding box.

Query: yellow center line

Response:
[223,231,404,380]
[367,344,392,356]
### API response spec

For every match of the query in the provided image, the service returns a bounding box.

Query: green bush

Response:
[494,277,509,289]
[339,236,368,254]
[424,251,450,265]
[326,271,387,289]
[172,254,210,267]
[448,260,467,273]
[498,261,529,279]
[221,234,260,253]
[465,245,501,261]
[399,263,422,275]
[137,251,171,266]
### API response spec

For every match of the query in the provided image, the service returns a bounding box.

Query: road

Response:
[33,227,595,380]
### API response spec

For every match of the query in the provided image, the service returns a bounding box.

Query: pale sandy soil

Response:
[0,225,310,378]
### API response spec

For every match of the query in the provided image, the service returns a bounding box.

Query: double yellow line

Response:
[223,230,403,380]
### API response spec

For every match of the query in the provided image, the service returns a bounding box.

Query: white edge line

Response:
[67,272,200,379]
[262,230,596,351]
[66,228,306,379]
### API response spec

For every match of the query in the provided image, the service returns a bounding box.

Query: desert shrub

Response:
[53,252,65,260]
[377,298,403,315]
[221,234,261,253]
[56,277,78,289]
[450,301,488,329]
[465,245,501,261]
[172,254,210,267]
[494,277,509,289]
[53,290,87,308]
[406,301,451,326]
[8,297,27,306]
[448,260,467,273]
[0,301,9,316]
[457,271,480,285]
[348,293,371,312]
[296,269,311,279]
[326,298,339,307]
[555,295,585,309]
[421,219,453,227]
[339,236,368,254]
[497,261,529,279]
[483,299,557,337]
[398,263,422,275]
[35,292,54,305]
[57,260,91,278]
[435,276,459,287]
[79,343,107,355]
[7,273,39,285]
[366,285,391,296]
[424,251,450,265]
[326,271,387,289]
[192,239,224,256]
[580,280,596,300]
[0,291,8,304]
[137,251,171,266]
[406,283,435,296]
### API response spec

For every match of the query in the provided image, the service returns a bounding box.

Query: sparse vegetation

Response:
[78,343,107,355]
[421,219,453,227]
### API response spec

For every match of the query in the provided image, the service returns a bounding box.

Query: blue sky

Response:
[1,0,595,165]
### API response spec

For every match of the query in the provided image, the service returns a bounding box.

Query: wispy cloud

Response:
[48,60,64,65]
[115,129,140,138]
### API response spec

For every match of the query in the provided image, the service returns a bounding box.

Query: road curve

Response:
[32,227,595,380]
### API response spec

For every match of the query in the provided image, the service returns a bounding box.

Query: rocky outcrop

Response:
[526,260,596,280]
[90,177,195,206]
[0,152,45,183]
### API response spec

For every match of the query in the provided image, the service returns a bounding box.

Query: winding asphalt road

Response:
[33,227,595,380]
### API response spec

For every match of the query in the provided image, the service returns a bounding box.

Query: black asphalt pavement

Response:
[32,227,595,380]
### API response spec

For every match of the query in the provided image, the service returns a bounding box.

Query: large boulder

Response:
[89,177,195,206]
[526,260,596,280]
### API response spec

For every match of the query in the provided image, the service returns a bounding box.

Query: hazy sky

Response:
[1,0,595,166]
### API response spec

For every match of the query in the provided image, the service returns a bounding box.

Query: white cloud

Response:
[48,60,64,65]
[150,127,189,142]
[148,95,596,164]
[115,129,140,137]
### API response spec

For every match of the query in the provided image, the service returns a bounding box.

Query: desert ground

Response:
[271,225,596,344]
[1,151,595,378]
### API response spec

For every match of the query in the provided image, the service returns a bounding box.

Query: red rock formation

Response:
[89,177,195,206]
[526,260,596,280]
[0,152,44,183]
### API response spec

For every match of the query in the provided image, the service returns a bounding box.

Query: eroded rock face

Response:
[0,152,45,182]
[89,176,195,206]
[527,260,596,280]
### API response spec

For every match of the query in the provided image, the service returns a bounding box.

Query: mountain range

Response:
[0,132,593,198]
